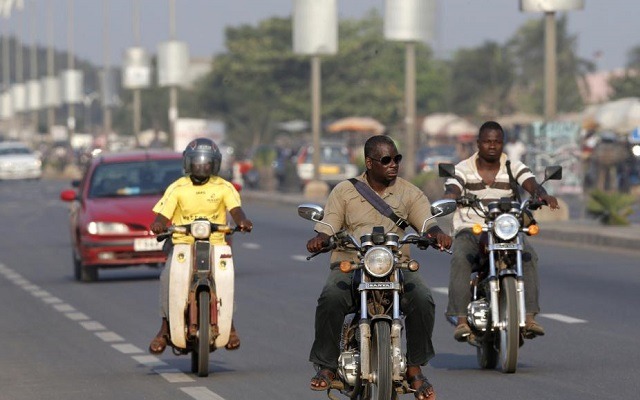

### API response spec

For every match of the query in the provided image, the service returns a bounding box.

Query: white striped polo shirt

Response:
[445,152,534,235]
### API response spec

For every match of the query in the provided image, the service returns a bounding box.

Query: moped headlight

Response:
[493,214,520,240]
[190,220,211,239]
[363,246,394,277]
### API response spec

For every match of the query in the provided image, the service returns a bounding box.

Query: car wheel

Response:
[80,265,98,282]
[73,250,82,281]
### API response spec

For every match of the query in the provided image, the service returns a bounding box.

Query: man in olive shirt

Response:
[306,135,451,400]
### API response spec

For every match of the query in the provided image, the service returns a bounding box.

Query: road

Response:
[0,179,638,399]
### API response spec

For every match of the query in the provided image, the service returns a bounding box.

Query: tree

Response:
[506,15,593,114]
[609,45,640,100]
[448,41,516,117]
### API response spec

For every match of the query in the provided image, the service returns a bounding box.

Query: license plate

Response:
[133,237,164,252]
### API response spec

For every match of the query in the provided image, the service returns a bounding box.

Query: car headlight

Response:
[190,220,211,239]
[87,221,130,235]
[363,246,394,277]
[493,214,520,240]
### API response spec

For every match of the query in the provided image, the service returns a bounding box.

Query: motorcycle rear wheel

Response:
[499,276,518,373]
[192,290,210,377]
[366,321,394,400]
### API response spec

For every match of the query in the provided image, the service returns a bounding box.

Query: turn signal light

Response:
[472,224,483,235]
[339,261,353,273]
[407,260,420,272]
[527,224,540,236]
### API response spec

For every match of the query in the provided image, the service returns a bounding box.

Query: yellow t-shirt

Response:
[152,176,242,244]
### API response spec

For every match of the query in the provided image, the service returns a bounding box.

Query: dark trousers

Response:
[446,229,540,318]
[309,266,436,369]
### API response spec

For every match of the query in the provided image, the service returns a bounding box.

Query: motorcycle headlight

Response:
[363,246,394,277]
[493,214,520,240]
[190,220,211,239]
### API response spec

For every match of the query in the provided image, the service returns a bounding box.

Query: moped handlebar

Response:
[155,223,239,242]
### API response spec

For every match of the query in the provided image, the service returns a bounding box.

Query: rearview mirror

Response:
[430,199,457,217]
[544,165,562,181]
[298,204,325,222]
[438,163,456,178]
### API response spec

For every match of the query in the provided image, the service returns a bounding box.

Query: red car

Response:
[60,150,184,281]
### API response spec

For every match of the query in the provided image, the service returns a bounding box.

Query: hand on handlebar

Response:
[150,221,167,235]
[427,232,452,252]
[307,232,332,253]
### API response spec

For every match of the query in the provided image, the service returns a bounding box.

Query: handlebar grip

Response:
[156,232,171,242]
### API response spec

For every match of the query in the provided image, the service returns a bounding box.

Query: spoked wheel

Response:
[499,276,519,373]
[196,291,211,377]
[476,333,498,369]
[366,321,393,400]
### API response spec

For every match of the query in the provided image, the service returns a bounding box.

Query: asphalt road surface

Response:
[0,179,638,400]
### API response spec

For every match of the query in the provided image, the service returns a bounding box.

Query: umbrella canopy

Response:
[582,97,640,134]
[422,113,477,137]
[327,116,386,135]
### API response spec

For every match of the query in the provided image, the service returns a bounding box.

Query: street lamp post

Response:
[520,0,584,121]
[292,0,337,199]
[384,0,436,182]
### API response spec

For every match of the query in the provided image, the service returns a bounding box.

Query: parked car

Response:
[296,141,359,187]
[60,150,183,282]
[0,141,42,180]
[416,144,459,173]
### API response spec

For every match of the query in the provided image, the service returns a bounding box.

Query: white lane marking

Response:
[539,313,588,323]
[112,343,144,354]
[431,286,448,295]
[291,255,309,262]
[154,368,195,383]
[80,321,106,331]
[53,303,76,312]
[42,296,63,304]
[0,262,228,397]
[181,387,226,400]
[241,242,261,250]
[132,355,169,368]
[96,331,125,342]
[65,312,90,321]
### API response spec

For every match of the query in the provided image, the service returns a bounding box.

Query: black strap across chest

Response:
[348,178,409,230]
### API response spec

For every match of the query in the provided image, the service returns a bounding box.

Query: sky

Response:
[2,0,638,72]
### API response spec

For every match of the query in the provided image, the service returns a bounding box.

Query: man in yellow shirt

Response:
[148,138,253,354]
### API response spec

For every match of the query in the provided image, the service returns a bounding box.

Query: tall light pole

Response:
[520,0,584,121]
[384,0,436,182]
[293,0,337,199]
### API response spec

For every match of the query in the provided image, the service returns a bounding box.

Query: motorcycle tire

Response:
[366,321,394,400]
[196,290,211,377]
[499,276,519,373]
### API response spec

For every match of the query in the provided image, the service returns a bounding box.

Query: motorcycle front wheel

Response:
[499,276,519,373]
[366,321,394,400]
[191,290,210,377]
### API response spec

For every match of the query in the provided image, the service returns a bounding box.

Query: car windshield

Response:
[0,146,32,156]
[88,159,183,198]
[304,145,350,164]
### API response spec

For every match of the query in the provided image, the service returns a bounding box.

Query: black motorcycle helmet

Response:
[183,138,222,184]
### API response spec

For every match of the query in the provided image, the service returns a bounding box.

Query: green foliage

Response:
[411,171,445,200]
[586,189,636,226]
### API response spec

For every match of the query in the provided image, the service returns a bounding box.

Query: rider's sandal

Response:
[408,373,436,400]
[224,328,241,351]
[309,368,336,391]
[148,335,167,355]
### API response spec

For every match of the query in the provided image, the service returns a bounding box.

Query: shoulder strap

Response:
[348,178,409,230]
[505,160,522,203]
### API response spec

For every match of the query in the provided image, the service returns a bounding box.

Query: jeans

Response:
[446,229,540,318]
[309,266,436,370]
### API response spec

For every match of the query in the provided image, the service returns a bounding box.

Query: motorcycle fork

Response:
[488,233,527,329]
[515,235,526,327]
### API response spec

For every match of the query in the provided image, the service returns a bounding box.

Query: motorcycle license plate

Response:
[133,238,164,252]
[490,243,520,250]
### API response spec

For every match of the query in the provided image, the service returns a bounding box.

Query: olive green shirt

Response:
[315,172,437,263]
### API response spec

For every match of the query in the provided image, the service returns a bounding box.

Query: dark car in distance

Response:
[60,150,184,281]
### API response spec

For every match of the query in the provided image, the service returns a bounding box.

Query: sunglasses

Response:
[369,154,403,166]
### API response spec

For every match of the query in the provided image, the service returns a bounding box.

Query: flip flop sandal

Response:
[408,373,436,400]
[148,335,167,355]
[225,329,241,350]
[309,368,336,391]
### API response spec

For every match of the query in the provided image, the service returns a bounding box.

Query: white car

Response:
[296,142,359,187]
[0,141,43,180]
